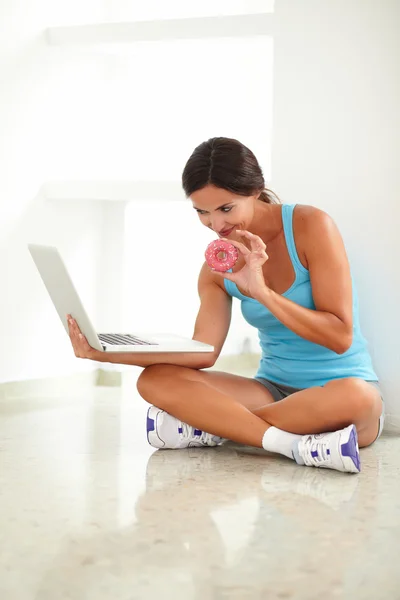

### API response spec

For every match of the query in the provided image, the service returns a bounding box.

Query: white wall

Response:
[104,0,274,21]
[271,0,400,425]
[0,3,273,384]
[0,0,111,383]
[122,35,273,355]
[0,189,104,382]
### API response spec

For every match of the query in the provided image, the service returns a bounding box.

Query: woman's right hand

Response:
[211,230,269,300]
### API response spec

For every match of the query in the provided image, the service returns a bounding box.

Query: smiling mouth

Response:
[219,226,234,237]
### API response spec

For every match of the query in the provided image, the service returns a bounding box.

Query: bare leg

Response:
[138,365,275,447]
[254,378,382,447]
[137,366,382,448]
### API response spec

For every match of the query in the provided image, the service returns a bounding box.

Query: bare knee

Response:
[136,364,192,408]
[137,364,173,398]
[329,378,382,423]
[349,380,382,446]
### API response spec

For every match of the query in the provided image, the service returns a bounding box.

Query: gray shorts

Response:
[254,377,385,442]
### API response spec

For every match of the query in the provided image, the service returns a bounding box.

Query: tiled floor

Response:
[1,374,400,600]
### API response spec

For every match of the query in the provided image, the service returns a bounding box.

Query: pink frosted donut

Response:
[205,239,239,272]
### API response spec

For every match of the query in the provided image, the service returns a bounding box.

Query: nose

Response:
[208,216,226,233]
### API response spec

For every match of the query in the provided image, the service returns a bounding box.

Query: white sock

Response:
[262,426,302,461]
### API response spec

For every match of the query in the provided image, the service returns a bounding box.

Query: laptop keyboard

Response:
[98,333,157,346]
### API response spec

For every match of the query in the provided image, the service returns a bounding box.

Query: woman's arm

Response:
[254,209,353,354]
[67,317,214,369]
[93,349,214,369]
[67,264,232,369]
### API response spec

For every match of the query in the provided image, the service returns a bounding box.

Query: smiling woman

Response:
[68,136,384,475]
[184,138,281,244]
[133,136,384,474]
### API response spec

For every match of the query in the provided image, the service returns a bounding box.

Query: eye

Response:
[195,206,233,215]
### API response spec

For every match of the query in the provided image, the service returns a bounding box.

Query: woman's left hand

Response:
[67,315,99,360]
[212,230,269,299]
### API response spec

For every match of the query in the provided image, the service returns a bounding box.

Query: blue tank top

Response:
[224,204,378,388]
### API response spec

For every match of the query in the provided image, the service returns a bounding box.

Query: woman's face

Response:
[190,184,257,238]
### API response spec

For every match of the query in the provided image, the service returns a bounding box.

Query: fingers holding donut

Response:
[220,237,251,257]
[205,230,269,276]
[220,231,268,264]
[204,231,269,296]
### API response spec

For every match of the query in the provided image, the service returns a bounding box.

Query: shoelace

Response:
[301,436,332,467]
[180,422,213,445]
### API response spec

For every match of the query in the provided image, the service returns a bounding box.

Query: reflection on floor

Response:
[1,372,400,600]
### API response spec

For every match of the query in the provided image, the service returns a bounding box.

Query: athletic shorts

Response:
[254,377,385,442]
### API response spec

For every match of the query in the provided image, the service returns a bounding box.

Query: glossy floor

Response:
[1,376,400,599]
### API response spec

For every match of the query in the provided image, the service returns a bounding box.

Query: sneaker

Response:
[146,405,224,449]
[293,424,361,473]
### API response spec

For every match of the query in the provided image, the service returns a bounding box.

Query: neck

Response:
[250,201,283,243]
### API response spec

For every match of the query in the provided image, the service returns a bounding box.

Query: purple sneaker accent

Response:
[178,427,183,434]
[194,429,202,436]
[311,450,318,458]
[340,425,361,471]
[146,415,155,444]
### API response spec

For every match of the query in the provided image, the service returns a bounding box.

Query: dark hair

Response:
[182,137,280,204]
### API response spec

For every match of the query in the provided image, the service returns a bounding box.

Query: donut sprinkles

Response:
[205,239,239,272]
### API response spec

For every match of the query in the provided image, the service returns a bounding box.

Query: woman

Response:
[67,137,384,474]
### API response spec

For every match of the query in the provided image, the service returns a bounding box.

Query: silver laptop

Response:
[28,244,214,354]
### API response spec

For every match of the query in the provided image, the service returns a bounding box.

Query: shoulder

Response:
[292,203,335,231]
[292,204,341,267]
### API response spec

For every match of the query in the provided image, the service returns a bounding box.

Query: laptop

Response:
[28,244,214,354]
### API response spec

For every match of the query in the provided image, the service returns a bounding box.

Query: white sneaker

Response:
[146,406,224,449]
[294,424,361,473]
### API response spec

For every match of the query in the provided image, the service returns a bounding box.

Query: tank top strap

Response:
[281,204,308,275]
